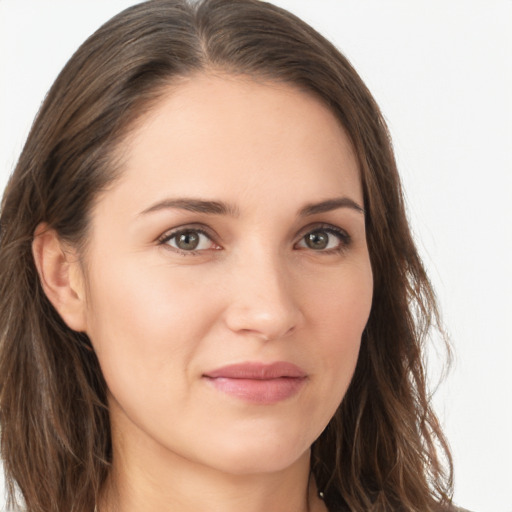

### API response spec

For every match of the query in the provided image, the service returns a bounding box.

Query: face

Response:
[80,74,373,476]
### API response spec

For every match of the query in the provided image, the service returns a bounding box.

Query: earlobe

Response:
[32,223,87,332]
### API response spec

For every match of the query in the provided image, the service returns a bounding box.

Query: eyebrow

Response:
[299,197,365,216]
[140,198,240,217]
[140,196,365,217]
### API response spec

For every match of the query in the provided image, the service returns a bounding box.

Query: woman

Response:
[0,1,455,511]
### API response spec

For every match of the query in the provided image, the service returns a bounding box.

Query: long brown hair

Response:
[0,1,453,511]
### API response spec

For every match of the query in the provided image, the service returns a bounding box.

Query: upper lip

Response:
[203,362,307,380]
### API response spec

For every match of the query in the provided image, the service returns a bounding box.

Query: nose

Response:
[223,250,303,342]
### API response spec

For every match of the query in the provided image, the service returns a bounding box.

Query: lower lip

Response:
[204,376,306,404]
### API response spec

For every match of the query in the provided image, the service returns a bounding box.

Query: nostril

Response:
[228,313,299,342]
[240,329,271,342]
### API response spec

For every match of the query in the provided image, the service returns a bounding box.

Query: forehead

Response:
[106,73,361,215]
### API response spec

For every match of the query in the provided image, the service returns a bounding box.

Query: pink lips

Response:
[203,362,307,404]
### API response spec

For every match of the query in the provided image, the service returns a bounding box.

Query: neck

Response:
[99,439,326,512]
[99,397,329,512]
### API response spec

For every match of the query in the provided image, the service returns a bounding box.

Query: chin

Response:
[215,451,310,476]
[200,429,313,476]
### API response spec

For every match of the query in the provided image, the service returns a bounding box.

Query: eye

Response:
[296,226,350,253]
[159,228,218,254]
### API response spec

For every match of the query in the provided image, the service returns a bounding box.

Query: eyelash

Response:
[157,223,351,256]
[157,226,217,256]
[296,224,351,254]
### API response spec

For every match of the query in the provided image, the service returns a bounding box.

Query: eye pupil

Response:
[176,232,200,250]
[305,231,329,250]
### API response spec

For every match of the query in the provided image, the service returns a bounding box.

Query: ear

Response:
[32,223,87,332]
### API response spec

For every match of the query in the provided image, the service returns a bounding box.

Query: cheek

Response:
[302,260,373,384]
[83,257,221,394]
[303,258,373,336]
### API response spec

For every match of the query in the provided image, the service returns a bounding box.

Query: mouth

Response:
[202,362,307,404]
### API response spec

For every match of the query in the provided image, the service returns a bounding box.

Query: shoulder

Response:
[326,505,476,512]
[324,498,475,512]
[448,505,475,512]
[440,505,475,512]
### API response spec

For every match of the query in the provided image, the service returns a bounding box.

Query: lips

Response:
[203,362,307,404]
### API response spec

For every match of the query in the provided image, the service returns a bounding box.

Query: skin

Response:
[35,73,373,512]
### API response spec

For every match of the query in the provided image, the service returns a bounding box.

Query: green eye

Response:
[175,231,201,251]
[297,227,350,252]
[304,231,330,250]
[162,229,216,253]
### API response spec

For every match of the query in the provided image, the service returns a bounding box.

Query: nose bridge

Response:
[224,242,301,341]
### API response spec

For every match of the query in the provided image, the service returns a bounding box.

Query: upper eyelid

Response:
[157,222,350,240]
[157,227,219,256]
[294,225,350,250]
[157,223,218,243]
[295,222,350,239]
[157,221,350,247]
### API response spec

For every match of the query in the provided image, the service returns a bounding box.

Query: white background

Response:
[1,1,511,511]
